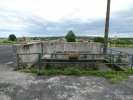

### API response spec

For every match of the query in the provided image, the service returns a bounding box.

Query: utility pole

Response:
[103,0,111,54]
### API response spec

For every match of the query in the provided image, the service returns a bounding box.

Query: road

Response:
[0,45,133,100]
[109,48,133,54]
[0,44,14,64]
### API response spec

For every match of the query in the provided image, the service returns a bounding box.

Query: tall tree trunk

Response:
[103,0,111,54]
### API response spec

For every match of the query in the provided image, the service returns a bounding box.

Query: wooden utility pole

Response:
[103,0,111,54]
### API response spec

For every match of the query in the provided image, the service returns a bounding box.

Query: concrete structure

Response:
[13,42,101,67]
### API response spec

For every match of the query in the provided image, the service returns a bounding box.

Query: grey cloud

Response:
[109,9,133,34]
[0,7,133,37]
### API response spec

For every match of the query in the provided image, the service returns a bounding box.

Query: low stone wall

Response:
[14,42,101,68]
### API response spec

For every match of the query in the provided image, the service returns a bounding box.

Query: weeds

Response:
[103,55,110,61]
[21,67,133,84]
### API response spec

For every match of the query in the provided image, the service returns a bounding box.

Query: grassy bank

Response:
[21,67,133,84]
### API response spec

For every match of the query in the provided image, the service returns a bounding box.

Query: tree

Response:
[94,37,104,43]
[103,0,111,54]
[65,30,76,42]
[8,34,17,41]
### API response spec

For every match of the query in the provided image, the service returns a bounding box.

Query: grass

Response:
[0,38,29,45]
[0,40,19,44]
[21,67,133,84]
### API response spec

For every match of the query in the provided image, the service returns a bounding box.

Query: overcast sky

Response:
[0,0,133,37]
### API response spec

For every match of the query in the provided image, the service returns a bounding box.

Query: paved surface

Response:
[109,48,133,54]
[0,44,14,64]
[0,64,133,100]
[0,45,133,100]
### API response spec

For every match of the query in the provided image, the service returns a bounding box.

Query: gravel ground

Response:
[0,64,133,100]
[0,45,133,100]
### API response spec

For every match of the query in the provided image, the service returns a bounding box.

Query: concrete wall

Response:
[42,42,101,53]
[14,42,101,67]
[14,43,42,68]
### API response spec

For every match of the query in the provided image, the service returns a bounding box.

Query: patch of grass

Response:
[103,55,110,61]
[1,40,19,44]
[21,67,133,84]
[64,67,85,75]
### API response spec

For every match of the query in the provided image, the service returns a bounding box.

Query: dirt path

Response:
[0,64,133,100]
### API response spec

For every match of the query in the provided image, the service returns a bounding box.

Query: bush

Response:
[94,37,104,43]
[65,30,76,42]
[8,34,17,41]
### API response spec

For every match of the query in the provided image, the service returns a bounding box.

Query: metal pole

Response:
[38,53,42,70]
[111,54,114,69]
[92,54,94,68]
[51,53,53,63]
[110,49,112,61]
[100,46,102,55]
[131,55,133,70]
[41,42,43,57]
[17,54,19,69]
